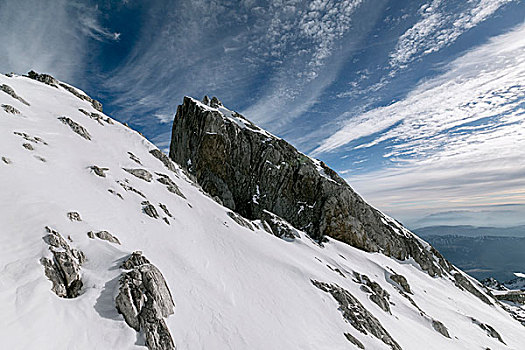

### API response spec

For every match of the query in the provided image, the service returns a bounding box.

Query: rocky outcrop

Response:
[115,252,175,350]
[150,149,178,173]
[118,180,146,198]
[390,273,412,294]
[78,108,112,125]
[353,272,391,313]
[14,131,48,145]
[2,104,20,115]
[22,143,34,151]
[67,212,82,221]
[453,272,492,305]
[58,117,91,140]
[2,156,11,164]
[27,70,58,87]
[156,173,185,198]
[495,291,525,304]
[471,318,505,344]
[123,168,153,182]
[1,84,29,105]
[88,230,121,245]
[142,201,159,219]
[59,84,103,112]
[431,319,450,338]
[127,152,142,164]
[312,280,401,350]
[169,96,449,278]
[90,165,109,177]
[40,226,85,298]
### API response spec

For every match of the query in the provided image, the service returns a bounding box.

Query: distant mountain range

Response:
[414,225,525,282]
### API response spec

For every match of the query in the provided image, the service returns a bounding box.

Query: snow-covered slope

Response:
[0,73,524,349]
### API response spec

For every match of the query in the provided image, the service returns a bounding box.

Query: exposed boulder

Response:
[90,165,109,177]
[88,230,121,245]
[169,97,448,279]
[67,212,82,221]
[260,210,299,240]
[128,152,142,164]
[142,201,159,219]
[312,280,401,350]
[58,116,91,140]
[2,156,11,164]
[1,84,29,105]
[227,211,254,231]
[22,143,34,151]
[156,173,185,198]
[115,252,175,350]
[432,319,450,338]
[118,180,146,198]
[123,168,153,182]
[2,104,20,115]
[40,226,85,298]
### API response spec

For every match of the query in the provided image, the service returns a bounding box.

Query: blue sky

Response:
[1,0,524,228]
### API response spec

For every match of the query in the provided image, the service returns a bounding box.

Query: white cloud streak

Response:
[0,0,119,81]
[317,22,525,225]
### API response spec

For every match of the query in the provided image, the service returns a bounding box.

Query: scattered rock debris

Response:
[58,116,91,140]
[2,104,20,115]
[123,168,153,182]
[87,230,121,245]
[67,212,82,221]
[90,165,109,177]
[1,84,30,105]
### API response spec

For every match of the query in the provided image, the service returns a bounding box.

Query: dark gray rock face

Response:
[58,117,91,140]
[312,280,401,350]
[344,333,364,349]
[2,104,20,115]
[40,226,85,298]
[260,210,299,240]
[142,201,159,219]
[227,211,254,231]
[1,84,30,105]
[453,272,492,305]
[123,168,153,182]
[116,252,175,350]
[169,97,448,278]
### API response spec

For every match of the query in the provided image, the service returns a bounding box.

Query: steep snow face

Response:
[0,74,524,349]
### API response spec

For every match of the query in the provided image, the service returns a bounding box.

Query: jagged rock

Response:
[453,272,492,305]
[209,96,222,108]
[13,131,47,145]
[390,273,412,294]
[58,83,103,112]
[432,319,450,338]
[201,95,210,105]
[115,252,175,350]
[90,165,109,177]
[159,203,172,218]
[2,156,11,164]
[78,108,112,125]
[2,104,20,115]
[108,188,124,199]
[260,210,298,240]
[227,211,254,231]
[156,173,185,198]
[88,230,121,245]
[58,117,91,140]
[118,180,146,198]
[344,333,364,349]
[27,70,58,87]
[312,280,401,350]
[67,212,82,221]
[142,201,159,219]
[1,84,29,105]
[169,97,448,278]
[471,318,505,344]
[22,143,34,151]
[150,149,178,173]
[481,277,507,291]
[41,226,84,298]
[353,272,391,313]
[123,168,153,182]
[128,152,142,164]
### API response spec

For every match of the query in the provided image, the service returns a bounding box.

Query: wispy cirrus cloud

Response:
[389,0,514,70]
[0,0,119,82]
[315,21,525,225]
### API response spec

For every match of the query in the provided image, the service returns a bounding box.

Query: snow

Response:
[514,272,525,279]
[1,75,524,349]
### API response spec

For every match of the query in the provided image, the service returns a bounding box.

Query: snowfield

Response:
[0,73,524,349]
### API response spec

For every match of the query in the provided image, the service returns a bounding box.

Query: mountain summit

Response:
[1,73,524,349]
